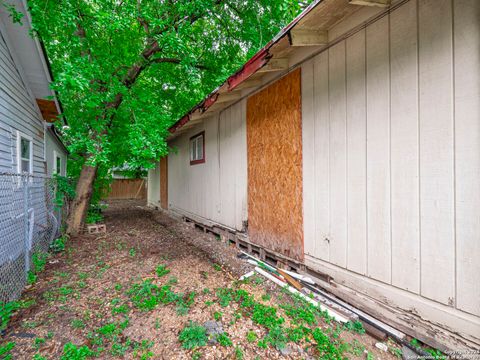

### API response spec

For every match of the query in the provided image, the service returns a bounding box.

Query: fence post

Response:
[23,175,30,277]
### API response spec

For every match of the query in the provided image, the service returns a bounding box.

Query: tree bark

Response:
[66,162,98,235]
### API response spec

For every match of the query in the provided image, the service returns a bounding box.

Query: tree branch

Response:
[149,57,209,70]
[136,0,150,34]
[102,0,227,125]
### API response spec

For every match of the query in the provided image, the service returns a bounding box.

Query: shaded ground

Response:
[2,200,399,359]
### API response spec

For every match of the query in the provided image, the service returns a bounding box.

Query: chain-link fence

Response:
[0,172,63,304]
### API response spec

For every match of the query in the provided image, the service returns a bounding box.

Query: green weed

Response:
[234,346,243,359]
[22,320,40,329]
[280,303,316,325]
[179,322,208,350]
[251,303,284,329]
[246,331,257,343]
[27,252,48,284]
[110,339,131,356]
[71,319,86,329]
[344,320,365,334]
[33,337,46,349]
[264,326,288,350]
[253,276,264,285]
[348,339,366,356]
[213,264,222,271]
[50,235,67,253]
[0,342,15,359]
[216,288,234,307]
[410,338,446,359]
[78,272,88,280]
[312,328,343,360]
[112,303,129,315]
[155,264,170,278]
[167,276,178,285]
[216,333,232,347]
[287,326,311,343]
[0,301,20,331]
[133,340,154,359]
[213,311,222,321]
[127,279,177,311]
[61,342,94,359]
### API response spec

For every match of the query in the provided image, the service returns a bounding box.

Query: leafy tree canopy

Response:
[8,0,308,178]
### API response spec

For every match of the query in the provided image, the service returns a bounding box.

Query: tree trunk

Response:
[66,163,98,235]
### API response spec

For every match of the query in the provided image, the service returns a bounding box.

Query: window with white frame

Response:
[54,150,62,175]
[189,131,205,165]
[16,131,33,174]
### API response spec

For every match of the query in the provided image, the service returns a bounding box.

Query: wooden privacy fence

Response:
[108,179,146,200]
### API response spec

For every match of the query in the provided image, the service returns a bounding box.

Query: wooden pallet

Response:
[181,215,316,277]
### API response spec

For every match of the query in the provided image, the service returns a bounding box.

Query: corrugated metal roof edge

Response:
[168,0,323,134]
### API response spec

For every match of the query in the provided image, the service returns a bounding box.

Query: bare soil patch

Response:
[2,200,398,359]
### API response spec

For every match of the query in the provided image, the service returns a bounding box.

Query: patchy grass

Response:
[0,200,401,359]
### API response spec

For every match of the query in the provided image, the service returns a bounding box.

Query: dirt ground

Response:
[2,200,400,359]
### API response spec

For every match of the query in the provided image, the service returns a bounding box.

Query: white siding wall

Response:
[168,100,247,231]
[302,0,479,342]
[147,162,160,207]
[0,27,44,175]
[0,21,54,269]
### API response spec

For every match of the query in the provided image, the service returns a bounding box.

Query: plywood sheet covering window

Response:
[160,157,168,209]
[247,69,303,260]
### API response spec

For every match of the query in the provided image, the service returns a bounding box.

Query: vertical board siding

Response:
[328,43,347,268]
[390,0,420,293]
[366,16,391,283]
[303,0,479,316]
[313,52,330,261]
[247,69,303,261]
[418,0,455,305]
[454,0,480,316]
[167,100,247,231]
[301,60,315,256]
[346,29,367,275]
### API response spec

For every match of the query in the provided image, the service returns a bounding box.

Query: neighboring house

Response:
[148,0,480,352]
[0,0,67,302]
[45,125,68,177]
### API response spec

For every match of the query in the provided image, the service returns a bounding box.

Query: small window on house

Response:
[189,132,205,165]
[17,132,32,174]
[56,156,62,175]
